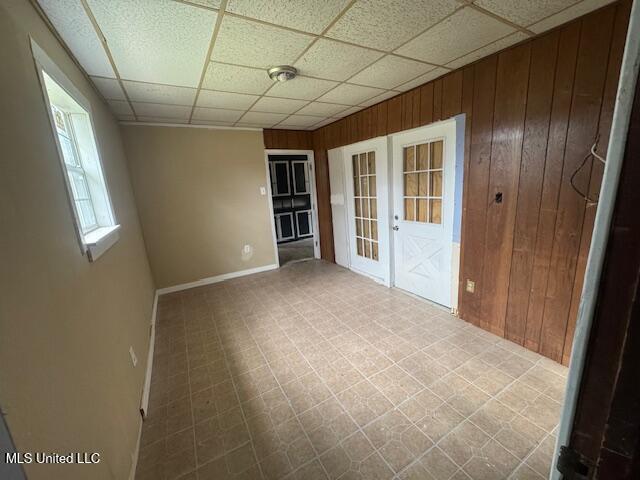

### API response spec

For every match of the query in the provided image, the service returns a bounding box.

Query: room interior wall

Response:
[121,125,277,290]
[0,1,156,479]
[265,0,631,365]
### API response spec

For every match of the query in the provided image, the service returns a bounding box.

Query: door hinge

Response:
[557,445,590,479]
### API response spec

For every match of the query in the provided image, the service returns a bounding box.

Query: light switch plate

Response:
[466,279,475,293]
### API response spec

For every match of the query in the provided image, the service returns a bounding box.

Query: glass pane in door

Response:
[403,140,443,225]
[353,151,379,261]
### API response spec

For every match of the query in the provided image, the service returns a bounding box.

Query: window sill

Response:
[84,225,120,262]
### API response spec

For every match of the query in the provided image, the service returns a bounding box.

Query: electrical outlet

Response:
[466,279,475,293]
[129,346,138,367]
[243,244,251,254]
[259,186,266,195]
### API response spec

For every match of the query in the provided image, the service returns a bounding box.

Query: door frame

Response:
[342,136,392,287]
[387,117,464,310]
[264,149,321,267]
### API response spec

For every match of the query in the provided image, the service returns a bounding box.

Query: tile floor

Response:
[136,260,567,480]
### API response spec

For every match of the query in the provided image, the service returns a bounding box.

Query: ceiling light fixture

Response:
[268,65,297,82]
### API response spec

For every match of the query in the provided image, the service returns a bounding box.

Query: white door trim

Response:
[264,149,321,264]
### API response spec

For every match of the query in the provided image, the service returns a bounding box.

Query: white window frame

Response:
[31,39,119,261]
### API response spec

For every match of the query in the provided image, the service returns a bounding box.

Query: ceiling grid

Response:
[36,0,616,130]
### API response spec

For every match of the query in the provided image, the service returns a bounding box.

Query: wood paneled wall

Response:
[263,1,631,364]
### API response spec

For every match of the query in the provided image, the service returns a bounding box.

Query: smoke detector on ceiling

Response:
[268,65,297,82]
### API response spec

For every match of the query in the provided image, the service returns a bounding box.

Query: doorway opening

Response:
[265,150,320,267]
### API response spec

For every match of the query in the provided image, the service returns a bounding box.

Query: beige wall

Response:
[121,125,276,289]
[0,1,155,479]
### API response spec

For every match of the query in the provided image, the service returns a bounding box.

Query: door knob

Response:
[392,225,399,231]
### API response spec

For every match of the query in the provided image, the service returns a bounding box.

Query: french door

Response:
[343,137,390,285]
[390,121,456,307]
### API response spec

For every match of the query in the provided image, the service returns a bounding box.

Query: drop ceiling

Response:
[38,0,615,130]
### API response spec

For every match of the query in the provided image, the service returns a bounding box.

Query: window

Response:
[33,40,119,261]
[353,151,378,261]
[403,140,443,224]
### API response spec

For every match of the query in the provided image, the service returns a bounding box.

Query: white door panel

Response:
[343,137,390,285]
[328,147,349,268]
[391,121,456,307]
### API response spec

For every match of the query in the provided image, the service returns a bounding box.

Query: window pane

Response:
[418,172,428,196]
[68,170,90,200]
[58,134,80,167]
[362,198,369,218]
[355,198,362,217]
[356,218,363,236]
[354,174,360,196]
[371,221,378,241]
[364,240,371,259]
[363,220,370,238]
[370,198,377,218]
[360,176,368,197]
[429,199,442,224]
[359,154,367,175]
[368,176,376,197]
[352,155,359,176]
[430,141,443,169]
[417,198,428,223]
[404,173,418,197]
[293,162,307,193]
[357,238,363,256]
[430,171,443,197]
[76,199,97,232]
[405,198,415,221]
[367,151,376,174]
[417,143,429,170]
[404,146,415,172]
[372,242,379,260]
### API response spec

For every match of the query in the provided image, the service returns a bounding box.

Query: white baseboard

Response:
[156,264,279,295]
[140,291,158,418]
[128,419,143,480]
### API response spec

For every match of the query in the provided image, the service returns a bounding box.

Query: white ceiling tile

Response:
[332,106,361,118]
[235,123,269,128]
[317,84,384,105]
[395,67,448,91]
[445,32,529,70]
[183,0,220,8]
[358,90,399,107]
[251,97,309,114]
[267,76,339,100]
[91,77,126,100]
[192,107,244,122]
[278,115,326,127]
[38,0,115,77]
[294,39,384,81]
[239,112,288,126]
[528,0,615,33]
[349,55,434,89]
[86,0,216,87]
[396,7,515,65]
[202,62,272,94]
[212,16,314,68]
[123,81,196,105]
[296,102,351,116]
[196,90,259,110]
[137,116,189,124]
[108,100,133,116]
[226,0,349,34]
[132,102,192,119]
[475,0,578,27]
[326,0,460,51]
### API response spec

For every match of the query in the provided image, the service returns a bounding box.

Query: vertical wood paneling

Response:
[504,32,559,344]
[433,78,443,121]
[442,70,463,119]
[458,56,498,324]
[563,1,631,364]
[387,96,402,133]
[264,1,631,364]
[479,44,531,335]
[419,83,434,126]
[524,21,581,353]
[539,7,615,362]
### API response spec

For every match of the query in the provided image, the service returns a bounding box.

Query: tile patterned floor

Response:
[136,260,567,480]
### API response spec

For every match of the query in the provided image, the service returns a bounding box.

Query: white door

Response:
[344,137,390,285]
[391,121,456,307]
[328,147,350,268]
